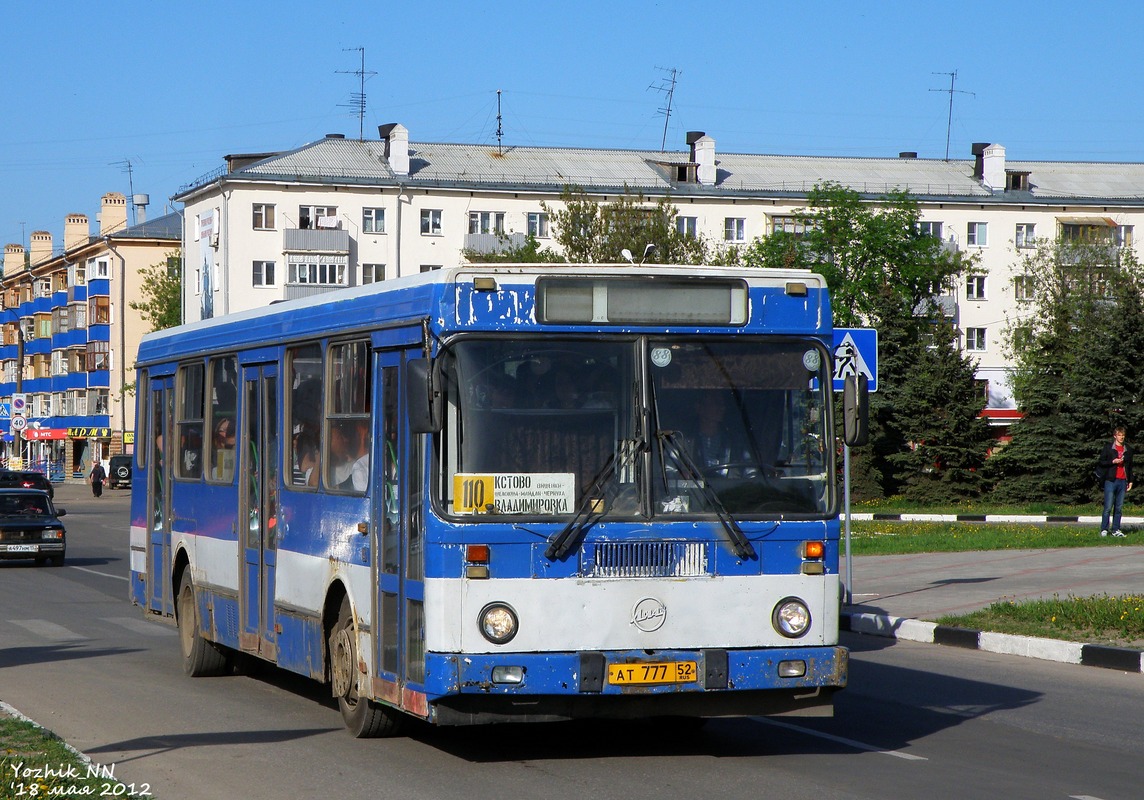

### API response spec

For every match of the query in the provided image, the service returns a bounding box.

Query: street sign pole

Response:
[843,444,853,606]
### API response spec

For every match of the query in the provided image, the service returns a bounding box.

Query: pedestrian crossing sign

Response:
[832,328,878,392]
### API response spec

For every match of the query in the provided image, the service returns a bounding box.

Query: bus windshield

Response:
[439,337,832,519]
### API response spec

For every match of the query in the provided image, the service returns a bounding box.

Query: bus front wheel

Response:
[177,572,229,677]
[329,597,402,738]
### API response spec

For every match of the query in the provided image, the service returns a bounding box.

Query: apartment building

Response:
[0,193,180,478]
[175,127,1144,426]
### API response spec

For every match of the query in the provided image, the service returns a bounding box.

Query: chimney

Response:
[4,244,25,277]
[982,144,1006,191]
[971,142,990,179]
[133,194,150,224]
[99,192,128,235]
[29,231,52,266]
[687,131,716,186]
[64,214,89,250]
[379,123,410,176]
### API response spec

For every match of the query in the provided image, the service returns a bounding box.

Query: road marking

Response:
[104,617,175,637]
[1070,796,1107,800]
[11,619,86,641]
[756,718,928,761]
[70,565,128,581]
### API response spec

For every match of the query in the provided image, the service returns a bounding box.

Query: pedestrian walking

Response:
[89,460,106,498]
[1098,426,1133,537]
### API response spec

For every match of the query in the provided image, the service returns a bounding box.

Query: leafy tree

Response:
[462,233,563,263]
[130,251,182,331]
[743,184,990,500]
[542,187,709,264]
[989,240,1144,503]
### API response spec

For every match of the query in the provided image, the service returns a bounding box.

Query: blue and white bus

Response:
[129,264,861,736]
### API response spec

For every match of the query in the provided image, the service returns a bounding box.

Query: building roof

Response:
[112,211,181,241]
[175,133,1144,206]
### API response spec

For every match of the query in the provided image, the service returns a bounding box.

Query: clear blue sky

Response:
[4,0,1144,251]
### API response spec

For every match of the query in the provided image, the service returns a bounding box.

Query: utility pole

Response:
[930,71,974,161]
[337,47,376,140]
[649,67,680,152]
[112,159,137,225]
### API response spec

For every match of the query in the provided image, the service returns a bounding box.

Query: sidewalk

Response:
[841,544,1144,673]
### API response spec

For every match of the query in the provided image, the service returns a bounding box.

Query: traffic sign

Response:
[833,327,878,392]
[11,394,26,415]
[10,416,27,432]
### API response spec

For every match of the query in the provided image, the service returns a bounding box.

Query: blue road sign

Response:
[832,327,878,392]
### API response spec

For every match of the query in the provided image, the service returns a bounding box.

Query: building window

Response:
[965,327,987,352]
[35,312,51,339]
[51,350,67,377]
[724,217,746,242]
[468,211,505,235]
[253,204,276,230]
[89,258,110,279]
[288,259,347,286]
[1117,225,1134,247]
[771,215,811,236]
[67,348,86,374]
[88,389,109,416]
[52,307,69,334]
[1013,274,1035,301]
[361,264,386,284]
[363,208,386,234]
[966,276,986,300]
[967,222,988,247]
[528,212,550,238]
[89,296,110,325]
[918,221,943,239]
[1015,223,1036,249]
[252,261,276,287]
[68,263,86,287]
[676,216,697,237]
[299,205,338,230]
[420,209,443,235]
[86,340,110,371]
[68,303,86,331]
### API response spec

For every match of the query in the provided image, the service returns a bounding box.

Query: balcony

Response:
[283,228,349,254]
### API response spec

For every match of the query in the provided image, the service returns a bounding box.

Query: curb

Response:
[845,513,1144,524]
[841,610,1144,674]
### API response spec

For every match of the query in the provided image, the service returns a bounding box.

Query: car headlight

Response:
[772,597,811,638]
[41,528,64,540]
[478,603,518,645]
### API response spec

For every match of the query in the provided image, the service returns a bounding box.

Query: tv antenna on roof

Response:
[111,158,137,226]
[496,89,504,154]
[649,67,680,152]
[930,70,975,161]
[337,47,377,140]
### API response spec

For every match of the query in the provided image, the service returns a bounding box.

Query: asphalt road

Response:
[1,486,1141,800]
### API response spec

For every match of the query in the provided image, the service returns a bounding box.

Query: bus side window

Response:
[176,363,204,479]
[325,340,370,493]
[208,355,238,482]
[288,344,323,488]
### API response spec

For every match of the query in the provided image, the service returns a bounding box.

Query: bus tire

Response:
[330,596,403,738]
[177,572,229,677]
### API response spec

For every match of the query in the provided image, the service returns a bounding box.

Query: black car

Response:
[107,455,133,489]
[0,489,67,566]
[0,469,54,499]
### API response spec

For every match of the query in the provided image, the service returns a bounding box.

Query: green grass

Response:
[846,520,1134,555]
[0,715,153,799]
[937,595,1144,649]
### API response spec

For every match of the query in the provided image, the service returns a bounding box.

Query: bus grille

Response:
[589,542,707,578]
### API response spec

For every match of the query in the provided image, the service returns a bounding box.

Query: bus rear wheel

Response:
[330,597,403,738]
[177,572,230,677]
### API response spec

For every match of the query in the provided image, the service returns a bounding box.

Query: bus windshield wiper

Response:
[545,439,645,561]
[657,429,756,561]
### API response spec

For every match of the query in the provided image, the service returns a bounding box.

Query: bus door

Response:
[372,348,426,708]
[147,377,174,615]
[239,363,280,659]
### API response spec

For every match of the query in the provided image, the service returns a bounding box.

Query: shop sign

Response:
[68,427,112,438]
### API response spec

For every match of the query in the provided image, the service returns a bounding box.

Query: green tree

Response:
[989,240,1144,503]
[130,251,182,331]
[542,187,709,264]
[743,184,989,500]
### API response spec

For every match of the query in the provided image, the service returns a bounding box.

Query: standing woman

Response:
[89,459,106,498]
[1098,426,1134,537]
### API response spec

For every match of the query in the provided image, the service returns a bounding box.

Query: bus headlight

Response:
[772,598,811,638]
[478,603,518,645]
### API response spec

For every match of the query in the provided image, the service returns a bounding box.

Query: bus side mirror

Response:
[407,358,443,434]
[843,373,869,447]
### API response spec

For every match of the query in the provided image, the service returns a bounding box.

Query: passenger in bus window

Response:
[212,416,237,480]
[293,429,319,487]
[331,419,370,492]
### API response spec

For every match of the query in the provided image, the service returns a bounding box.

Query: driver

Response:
[686,394,757,477]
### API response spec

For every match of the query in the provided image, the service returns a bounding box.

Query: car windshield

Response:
[438,337,833,520]
[0,494,50,516]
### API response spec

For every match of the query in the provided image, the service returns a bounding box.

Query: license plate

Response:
[607,660,698,686]
[6,545,38,553]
